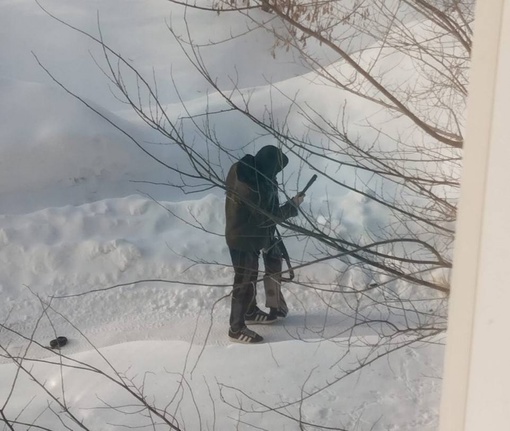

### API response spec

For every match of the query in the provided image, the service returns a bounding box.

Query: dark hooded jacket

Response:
[225,145,298,251]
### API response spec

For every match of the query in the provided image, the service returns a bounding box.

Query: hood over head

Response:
[254,145,289,178]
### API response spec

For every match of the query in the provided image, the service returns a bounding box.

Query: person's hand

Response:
[292,194,305,207]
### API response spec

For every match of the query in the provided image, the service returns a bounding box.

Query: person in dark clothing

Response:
[225,145,304,343]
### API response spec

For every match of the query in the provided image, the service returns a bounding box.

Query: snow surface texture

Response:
[0,1,444,430]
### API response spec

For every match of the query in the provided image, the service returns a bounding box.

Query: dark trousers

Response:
[229,248,285,331]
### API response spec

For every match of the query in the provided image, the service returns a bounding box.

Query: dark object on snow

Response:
[50,336,68,349]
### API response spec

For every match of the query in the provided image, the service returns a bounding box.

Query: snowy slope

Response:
[0,193,443,430]
[0,0,446,430]
[0,339,442,430]
[0,78,171,214]
[0,193,346,351]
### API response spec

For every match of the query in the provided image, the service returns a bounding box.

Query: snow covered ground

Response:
[0,1,446,429]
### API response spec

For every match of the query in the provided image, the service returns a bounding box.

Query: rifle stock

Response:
[279,174,318,281]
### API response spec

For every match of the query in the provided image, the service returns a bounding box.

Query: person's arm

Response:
[275,194,304,221]
[275,174,316,221]
[235,156,304,223]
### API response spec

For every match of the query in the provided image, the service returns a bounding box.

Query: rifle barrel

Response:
[299,174,317,196]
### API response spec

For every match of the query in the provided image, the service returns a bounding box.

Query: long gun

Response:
[298,174,317,197]
[278,174,318,281]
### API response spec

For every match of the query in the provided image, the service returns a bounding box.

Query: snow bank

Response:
[0,338,443,430]
[0,0,448,429]
[0,77,178,213]
[0,193,351,356]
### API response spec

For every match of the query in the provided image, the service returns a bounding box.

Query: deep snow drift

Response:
[0,0,446,430]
